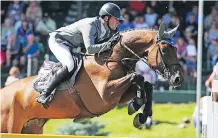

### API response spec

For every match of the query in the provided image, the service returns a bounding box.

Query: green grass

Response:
[44,103,196,138]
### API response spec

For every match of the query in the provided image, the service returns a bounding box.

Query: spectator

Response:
[118,14,134,31]
[185,13,198,40]
[26,1,42,23]
[35,13,57,35]
[168,14,180,29]
[128,0,146,14]
[6,34,21,67]
[162,10,174,26]
[147,1,160,15]
[128,9,138,22]
[17,19,33,44]
[185,38,197,76]
[133,16,148,29]
[176,37,187,77]
[144,7,158,28]
[7,0,24,23]
[1,18,16,48]
[184,27,193,44]
[35,13,57,54]
[204,6,218,31]
[120,8,127,16]
[185,5,199,23]
[0,50,6,68]
[204,20,218,47]
[14,13,26,31]
[176,37,187,63]
[20,34,39,74]
[168,14,181,42]
[5,66,22,86]
[153,16,163,30]
[207,37,218,68]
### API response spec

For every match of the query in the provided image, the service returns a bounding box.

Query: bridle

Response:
[81,34,181,81]
[107,35,181,81]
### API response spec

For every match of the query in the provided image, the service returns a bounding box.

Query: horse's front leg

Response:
[143,81,153,117]
[101,73,138,105]
[132,81,153,129]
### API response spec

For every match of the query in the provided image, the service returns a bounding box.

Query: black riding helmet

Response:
[99,3,124,30]
[99,2,125,21]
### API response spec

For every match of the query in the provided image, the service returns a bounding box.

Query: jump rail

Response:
[202,92,218,138]
[1,134,131,138]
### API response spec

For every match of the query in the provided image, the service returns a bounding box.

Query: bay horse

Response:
[0,23,184,134]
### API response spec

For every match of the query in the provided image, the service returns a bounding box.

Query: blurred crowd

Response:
[114,1,218,90]
[1,1,218,90]
[1,1,57,77]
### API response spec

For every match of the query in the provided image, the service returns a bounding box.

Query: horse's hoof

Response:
[145,123,152,129]
[133,113,147,129]
[128,102,136,115]
[145,116,152,129]
[128,99,143,115]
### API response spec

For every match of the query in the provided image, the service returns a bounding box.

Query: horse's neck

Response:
[83,52,125,81]
[108,31,156,69]
[83,30,156,80]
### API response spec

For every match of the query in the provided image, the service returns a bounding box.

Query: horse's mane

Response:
[120,28,157,34]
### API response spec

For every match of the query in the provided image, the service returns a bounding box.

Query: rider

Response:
[36,2,125,104]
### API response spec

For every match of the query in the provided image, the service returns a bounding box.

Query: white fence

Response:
[202,92,218,138]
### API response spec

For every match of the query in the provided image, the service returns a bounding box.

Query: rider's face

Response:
[109,17,120,30]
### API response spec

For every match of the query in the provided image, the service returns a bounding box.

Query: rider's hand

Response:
[107,32,121,48]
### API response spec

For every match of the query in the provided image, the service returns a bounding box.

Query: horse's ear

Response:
[158,22,179,40]
[165,24,179,38]
[158,22,165,39]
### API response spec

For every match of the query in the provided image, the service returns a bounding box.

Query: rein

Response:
[78,34,178,81]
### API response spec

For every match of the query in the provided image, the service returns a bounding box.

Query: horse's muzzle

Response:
[170,71,184,88]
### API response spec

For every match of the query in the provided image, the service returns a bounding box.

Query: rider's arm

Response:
[81,23,110,54]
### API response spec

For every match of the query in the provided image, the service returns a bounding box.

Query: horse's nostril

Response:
[175,77,180,84]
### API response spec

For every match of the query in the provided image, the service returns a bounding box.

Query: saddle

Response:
[33,54,83,103]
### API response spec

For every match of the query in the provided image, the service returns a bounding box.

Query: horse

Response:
[0,23,184,134]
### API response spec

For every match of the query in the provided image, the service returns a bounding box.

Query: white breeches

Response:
[48,32,74,72]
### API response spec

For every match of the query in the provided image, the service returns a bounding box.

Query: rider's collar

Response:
[100,21,107,38]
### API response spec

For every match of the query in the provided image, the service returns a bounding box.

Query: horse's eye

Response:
[161,47,167,54]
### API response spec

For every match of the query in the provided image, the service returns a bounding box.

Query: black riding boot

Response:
[36,66,70,107]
